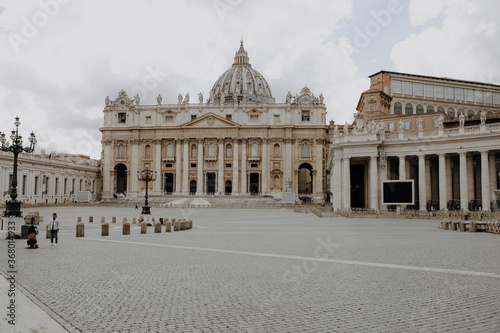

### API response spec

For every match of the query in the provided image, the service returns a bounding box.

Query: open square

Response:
[1,207,499,332]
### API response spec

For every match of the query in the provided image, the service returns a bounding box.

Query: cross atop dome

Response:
[234,40,249,65]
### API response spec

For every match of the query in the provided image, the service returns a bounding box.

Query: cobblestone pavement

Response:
[1,207,500,332]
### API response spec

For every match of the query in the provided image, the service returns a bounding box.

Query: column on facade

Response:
[446,157,452,205]
[182,139,189,194]
[378,152,387,210]
[197,139,204,194]
[425,158,431,204]
[459,153,468,211]
[399,156,406,179]
[153,139,162,194]
[218,139,224,194]
[438,154,447,210]
[332,153,342,211]
[481,151,490,210]
[232,139,239,194]
[241,139,247,194]
[315,139,323,196]
[489,154,497,204]
[342,157,350,209]
[262,138,271,194]
[175,139,181,194]
[467,156,474,207]
[284,138,292,190]
[130,140,139,195]
[103,140,112,198]
[369,155,378,210]
[418,154,427,211]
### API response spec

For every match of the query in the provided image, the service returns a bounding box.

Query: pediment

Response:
[181,113,239,128]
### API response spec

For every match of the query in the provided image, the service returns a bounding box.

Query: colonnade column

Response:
[182,139,189,194]
[130,140,139,195]
[232,139,239,194]
[399,156,406,179]
[175,139,181,194]
[369,156,378,210]
[489,154,497,204]
[438,154,447,210]
[315,139,324,196]
[241,139,247,194]
[459,153,468,211]
[153,139,162,195]
[481,151,490,210]
[342,157,350,209]
[332,153,341,211]
[218,139,224,194]
[262,138,269,194]
[196,139,204,194]
[284,138,293,190]
[418,154,426,211]
[378,153,387,210]
[102,140,112,198]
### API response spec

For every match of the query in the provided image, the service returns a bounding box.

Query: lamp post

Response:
[0,116,37,217]
[137,163,157,215]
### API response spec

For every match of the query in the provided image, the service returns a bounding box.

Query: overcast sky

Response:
[0,0,499,159]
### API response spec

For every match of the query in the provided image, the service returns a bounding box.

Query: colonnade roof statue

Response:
[209,40,274,105]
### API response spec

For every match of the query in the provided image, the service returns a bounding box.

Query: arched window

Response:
[191,144,197,158]
[301,143,310,158]
[274,143,280,156]
[405,103,413,115]
[208,143,215,157]
[118,144,125,158]
[144,145,151,158]
[447,107,455,118]
[427,105,435,113]
[416,104,424,114]
[166,144,174,157]
[226,144,232,157]
[394,102,402,115]
[458,108,465,116]
[251,143,258,157]
[467,109,474,117]
[437,106,445,113]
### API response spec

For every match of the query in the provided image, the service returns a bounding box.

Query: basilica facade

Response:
[100,42,327,200]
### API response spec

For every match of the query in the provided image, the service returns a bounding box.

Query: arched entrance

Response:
[190,180,197,195]
[114,164,127,195]
[225,180,232,194]
[298,163,313,194]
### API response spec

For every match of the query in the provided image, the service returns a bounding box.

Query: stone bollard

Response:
[112,217,116,223]
[451,221,457,231]
[152,217,155,223]
[470,222,477,232]
[89,216,93,223]
[132,217,137,224]
[165,221,172,232]
[154,221,161,233]
[102,223,109,236]
[77,216,82,223]
[123,217,127,223]
[123,222,130,235]
[101,217,106,223]
[459,222,466,232]
[141,222,147,234]
[46,224,50,239]
[76,223,85,237]
[188,220,193,229]
[173,221,180,231]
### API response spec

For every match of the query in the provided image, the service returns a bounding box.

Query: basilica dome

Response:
[209,41,274,104]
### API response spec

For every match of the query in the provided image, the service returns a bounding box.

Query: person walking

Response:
[49,213,60,245]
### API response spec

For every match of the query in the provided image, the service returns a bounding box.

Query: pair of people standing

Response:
[49,213,60,245]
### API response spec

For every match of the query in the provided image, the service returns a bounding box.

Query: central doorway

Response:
[114,164,127,195]
[298,163,313,193]
[206,173,216,194]
[164,173,174,194]
[249,173,260,194]
[350,164,365,208]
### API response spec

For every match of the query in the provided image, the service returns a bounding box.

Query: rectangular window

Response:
[484,91,493,104]
[191,115,197,121]
[22,175,27,195]
[433,118,439,128]
[251,163,258,168]
[445,87,454,99]
[369,104,375,110]
[455,88,464,101]
[435,85,444,99]
[34,176,38,195]
[388,122,395,132]
[414,83,423,96]
[301,110,310,122]
[145,116,152,124]
[249,115,259,122]
[165,163,173,167]
[474,90,483,103]
[424,84,434,98]
[226,163,231,168]
[118,113,126,123]
[465,89,473,102]
[190,163,196,168]
[391,79,402,94]
[274,114,280,122]
[493,93,500,105]
[165,115,174,123]
[402,81,412,95]
[404,120,411,130]
[226,114,232,121]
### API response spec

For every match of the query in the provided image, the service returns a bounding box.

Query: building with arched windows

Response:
[100,42,327,201]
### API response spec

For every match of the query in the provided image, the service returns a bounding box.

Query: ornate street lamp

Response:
[1,116,37,217]
[137,163,157,215]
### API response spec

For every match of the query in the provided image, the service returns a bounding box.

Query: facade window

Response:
[447,107,455,118]
[226,144,232,157]
[445,87,454,99]
[433,118,439,128]
[274,114,280,122]
[437,106,445,113]
[369,104,375,110]
[394,102,402,115]
[251,143,258,157]
[494,93,500,105]
[455,88,464,101]
[484,91,493,104]
[118,113,126,123]
[301,143,310,158]
[388,122,395,132]
[165,115,174,123]
[191,115,197,121]
[405,103,413,115]
[80,179,82,191]
[414,83,423,96]
[435,85,444,99]
[145,145,151,158]
[191,144,197,158]
[301,110,310,122]
[226,114,232,121]
[402,81,412,95]
[416,104,424,114]
[274,143,280,156]
[467,109,475,117]
[465,89,473,102]
[118,144,125,158]
[424,84,434,98]
[391,79,402,94]
[250,115,259,122]
[474,90,483,103]
[427,105,435,113]
[72,179,75,193]
[404,120,411,130]
[166,144,174,157]
[34,176,38,195]
[64,178,67,195]
[458,108,465,116]
[208,143,215,157]
[145,116,152,124]
[22,175,27,195]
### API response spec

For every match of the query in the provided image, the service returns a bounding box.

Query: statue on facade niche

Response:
[416,117,424,131]
[343,122,349,135]
[242,91,247,104]
[438,114,444,129]
[333,125,339,136]
[178,93,183,104]
[220,92,225,104]
[398,118,405,132]
[370,120,377,133]
[319,93,324,104]
[480,110,486,124]
[134,94,140,105]
[185,93,190,104]
[459,113,465,127]
[157,94,162,105]
[105,96,110,106]
[285,177,292,192]
[286,91,292,104]
[198,92,203,104]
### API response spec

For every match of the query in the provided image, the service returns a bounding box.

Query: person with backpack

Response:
[27,221,38,249]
